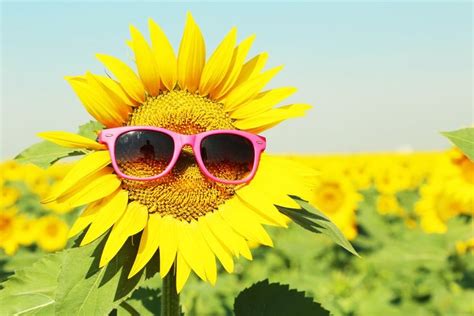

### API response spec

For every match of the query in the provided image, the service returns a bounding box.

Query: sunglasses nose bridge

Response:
[179,134,197,148]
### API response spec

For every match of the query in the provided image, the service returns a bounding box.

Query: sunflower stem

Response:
[161,266,180,316]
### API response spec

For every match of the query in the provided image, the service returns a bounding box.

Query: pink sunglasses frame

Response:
[98,126,267,185]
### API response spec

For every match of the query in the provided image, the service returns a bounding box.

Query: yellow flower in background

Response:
[22,164,51,197]
[15,215,39,246]
[45,163,74,181]
[405,152,440,188]
[39,13,314,292]
[376,193,404,216]
[0,187,20,209]
[342,156,372,191]
[456,238,474,255]
[0,160,72,203]
[373,160,412,194]
[309,170,361,240]
[0,161,74,255]
[416,182,463,234]
[36,216,69,252]
[444,148,474,214]
[0,209,20,255]
[0,160,25,182]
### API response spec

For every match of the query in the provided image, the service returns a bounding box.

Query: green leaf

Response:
[117,287,161,316]
[0,233,159,315]
[442,127,474,161]
[14,141,84,169]
[277,195,359,256]
[78,121,105,140]
[234,279,330,316]
[0,252,64,315]
[55,233,157,315]
[14,121,105,169]
[1,248,45,273]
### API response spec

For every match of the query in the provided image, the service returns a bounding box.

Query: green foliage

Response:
[116,287,161,316]
[14,120,104,169]
[78,121,105,140]
[0,252,63,315]
[0,233,160,315]
[14,142,84,169]
[1,187,472,315]
[442,127,474,161]
[234,279,330,316]
[0,248,45,284]
[278,195,358,256]
[177,189,473,316]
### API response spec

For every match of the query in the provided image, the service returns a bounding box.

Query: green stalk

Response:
[161,266,180,316]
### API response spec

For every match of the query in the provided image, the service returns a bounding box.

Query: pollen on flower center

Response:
[124,89,237,222]
[129,90,234,134]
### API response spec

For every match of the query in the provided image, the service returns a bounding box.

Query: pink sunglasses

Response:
[98,126,266,185]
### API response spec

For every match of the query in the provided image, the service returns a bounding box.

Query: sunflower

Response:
[0,208,19,255]
[308,168,361,240]
[38,13,314,292]
[415,181,464,234]
[376,193,404,216]
[444,148,474,214]
[35,216,69,252]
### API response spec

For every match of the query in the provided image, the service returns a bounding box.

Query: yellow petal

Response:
[252,155,315,199]
[177,12,205,93]
[198,217,234,273]
[199,28,237,96]
[212,35,255,100]
[37,131,105,151]
[65,76,126,127]
[223,66,283,112]
[85,72,131,122]
[176,252,191,294]
[244,121,282,134]
[233,52,268,88]
[249,183,299,210]
[233,103,312,131]
[81,189,128,245]
[159,216,178,278]
[57,168,120,208]
[205,212,252,260]
[96,54,146,103]
[129,25,161,96]
[236,186,290,227]
[233,230,253,260]
[230,87,297,119]
[100,201,148,267]
[94,74,139,107]
[177,222,207,282]
[193,222,217,285]
[219,199,273,247]
[149,19,177,91]
[129,213,162,278]
[47,151,111,201]
[68,200,102,237]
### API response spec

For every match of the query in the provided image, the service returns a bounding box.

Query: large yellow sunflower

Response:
[38,13,314,292]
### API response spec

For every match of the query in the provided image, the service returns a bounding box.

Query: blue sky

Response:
[1,1,472,158]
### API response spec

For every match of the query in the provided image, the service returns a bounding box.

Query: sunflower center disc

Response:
[124,90,236,222]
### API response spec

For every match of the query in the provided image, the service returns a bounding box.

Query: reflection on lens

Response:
[115,130,174,179]
[200,134,254,181]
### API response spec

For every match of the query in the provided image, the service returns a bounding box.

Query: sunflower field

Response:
[1,12,472,316]
[1,128,472,315]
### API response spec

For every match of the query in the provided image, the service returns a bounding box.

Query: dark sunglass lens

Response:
[115,130,174,179]
[200,134,254,181]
